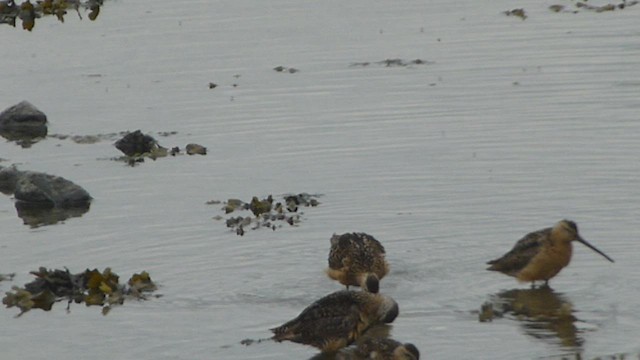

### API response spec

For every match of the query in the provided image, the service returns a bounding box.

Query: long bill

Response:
[577,236,615,263]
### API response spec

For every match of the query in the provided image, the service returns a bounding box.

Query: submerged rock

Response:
[185,143,207,155]
[0,166,92,226]
[0,101,48,145]
[14,171,92,207]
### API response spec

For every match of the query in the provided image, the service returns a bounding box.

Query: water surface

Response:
[1,1,639,359]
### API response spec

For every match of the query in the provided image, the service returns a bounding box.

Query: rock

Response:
[0,101,48,141]
[185,143,207,155]
[13,171,92,207]
[114,130,158,156]
[0,166,20,195]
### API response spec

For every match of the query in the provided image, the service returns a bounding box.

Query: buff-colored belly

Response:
[517,243,573,282]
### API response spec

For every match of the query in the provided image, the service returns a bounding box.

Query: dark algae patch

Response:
[209,193,321,236]
[3,267,158,316]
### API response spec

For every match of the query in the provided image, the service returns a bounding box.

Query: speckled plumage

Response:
[271,290,399,353]
[356,338,420,360]
[327,233,389,293]
[487,220,614,285]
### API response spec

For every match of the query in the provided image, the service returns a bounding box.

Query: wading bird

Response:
[326,233,389,293]
[270,290,399,353]
[487,220,614,286]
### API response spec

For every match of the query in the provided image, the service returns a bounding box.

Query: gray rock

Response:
[0,101,48,139]
[0,166,20,195]
[13,171,92,207]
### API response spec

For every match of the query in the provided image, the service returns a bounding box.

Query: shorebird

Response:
[270,290,399,353]
[487,220,614,286]
[355,338,420,360]
[326,233,390,293]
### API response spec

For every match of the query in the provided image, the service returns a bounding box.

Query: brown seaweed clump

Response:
[210,193,321,236]
[0,0,103,32]
[2,267,158,316]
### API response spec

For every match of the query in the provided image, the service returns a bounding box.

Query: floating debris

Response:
[503,8,527,20]
[549,0,637,13]
[2,268,157,316]
[209,193,321,236]
[350,58,434,68]
[548,4,565,12]
[273,66,299,73]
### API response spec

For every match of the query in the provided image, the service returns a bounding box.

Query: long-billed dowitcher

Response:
[270,290,399,353]
[326,232,390,293]
[487,220,614,286]
[355,338,420,360]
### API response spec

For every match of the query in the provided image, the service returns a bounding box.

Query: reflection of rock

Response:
[16,201,90,228]
[0,166,92,227]
[481,287,583,349]
[0,101,48,146]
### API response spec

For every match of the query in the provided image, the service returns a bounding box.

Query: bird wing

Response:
[486,228,550,275]
[356,233,386,254]
[271,291,363,346]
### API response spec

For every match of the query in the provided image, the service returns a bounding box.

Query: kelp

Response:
[3,267,157,316]
[0,0,103,32]
[210,193,321,236]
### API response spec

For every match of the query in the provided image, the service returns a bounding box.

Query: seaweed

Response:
[3,267,158,316]
[209,193,321,236]
[0,0,104,32]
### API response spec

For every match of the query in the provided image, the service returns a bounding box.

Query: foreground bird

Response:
[327,233,390,293]
[270,290,399,353]
[487,219,614,286]
[355,338,420,360]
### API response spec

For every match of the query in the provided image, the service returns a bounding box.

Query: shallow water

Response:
[1,0,640,359]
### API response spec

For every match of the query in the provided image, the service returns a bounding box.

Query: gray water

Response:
[1,0,639,359]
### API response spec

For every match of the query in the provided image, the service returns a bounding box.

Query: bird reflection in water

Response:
[479,286,583,349]
[308,325,419,360]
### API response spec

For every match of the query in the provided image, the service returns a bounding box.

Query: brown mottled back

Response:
[486,228,549,276]
[327,233,389,292]
[271,290,398,352]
